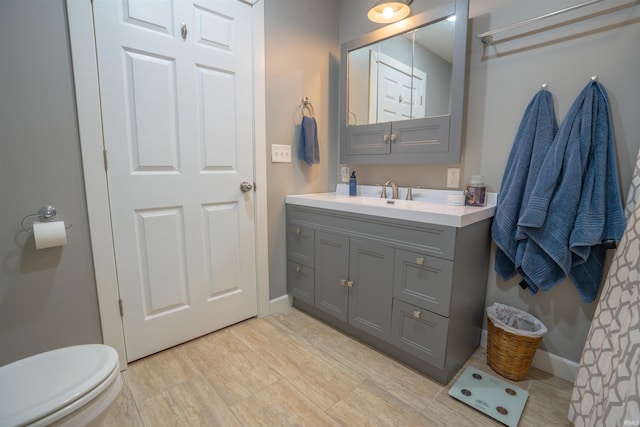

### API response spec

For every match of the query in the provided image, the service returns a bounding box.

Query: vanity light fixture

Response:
[367,0,413,24]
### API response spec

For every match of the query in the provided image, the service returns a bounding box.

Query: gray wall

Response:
[265,0,340,300]
[0,0,102,366]
[337,0,640,362]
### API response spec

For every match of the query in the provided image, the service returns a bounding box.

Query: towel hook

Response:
[591,75,598,82]
[541,83,549,91]
[301,97,315,117]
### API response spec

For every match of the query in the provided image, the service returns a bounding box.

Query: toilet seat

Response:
[0,344,120,427]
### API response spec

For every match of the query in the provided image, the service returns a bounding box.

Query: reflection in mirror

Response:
[347,16,455,126]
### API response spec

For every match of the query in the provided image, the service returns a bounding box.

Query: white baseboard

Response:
[480,329,578,384]
[268,294,292,315]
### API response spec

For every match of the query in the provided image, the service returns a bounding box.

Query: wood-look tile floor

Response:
[102,307,573,426]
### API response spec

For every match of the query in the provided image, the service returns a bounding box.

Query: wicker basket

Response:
[486,316,543,381]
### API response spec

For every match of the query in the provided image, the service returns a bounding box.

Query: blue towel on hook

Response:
[518,81,626,303]
[491,89,558,282]
[299,116,320,165]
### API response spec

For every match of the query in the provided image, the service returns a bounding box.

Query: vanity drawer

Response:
[391,299,449,369]
[287,261,314,306]
[393,249,454,317]
[286,224,314,268]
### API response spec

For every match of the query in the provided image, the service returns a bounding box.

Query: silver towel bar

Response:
[476,0,604,45]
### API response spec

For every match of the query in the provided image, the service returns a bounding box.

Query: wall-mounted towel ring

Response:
[301,97,315,117]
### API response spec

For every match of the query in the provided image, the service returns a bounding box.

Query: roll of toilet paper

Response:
[33,221,68,249]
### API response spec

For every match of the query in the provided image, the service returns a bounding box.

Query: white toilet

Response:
[0,344,122,427]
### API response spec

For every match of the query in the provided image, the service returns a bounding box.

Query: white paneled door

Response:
[93,0,257,361]
[369,52,427,124]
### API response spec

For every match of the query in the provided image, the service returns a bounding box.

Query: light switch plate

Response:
[272,144,291,163]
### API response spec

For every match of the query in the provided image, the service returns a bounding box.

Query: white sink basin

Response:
[286,186,496,228]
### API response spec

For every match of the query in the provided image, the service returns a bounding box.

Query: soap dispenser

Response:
[349,171,357,196]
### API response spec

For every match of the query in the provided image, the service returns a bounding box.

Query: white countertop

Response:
[286,184,496,228]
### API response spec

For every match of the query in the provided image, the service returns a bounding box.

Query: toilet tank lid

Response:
[0,344,119,426]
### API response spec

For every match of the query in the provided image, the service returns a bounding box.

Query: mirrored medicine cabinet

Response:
[339,0,469,164]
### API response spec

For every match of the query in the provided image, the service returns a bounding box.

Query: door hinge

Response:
[103,149,108,172]
[253,182,257,192]
[118,299,123,317]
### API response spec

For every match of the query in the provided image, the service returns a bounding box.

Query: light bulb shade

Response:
[367,0,412,24]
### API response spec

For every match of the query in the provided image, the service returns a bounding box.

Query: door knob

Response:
[240,182,253,192]
[181,23,188,40]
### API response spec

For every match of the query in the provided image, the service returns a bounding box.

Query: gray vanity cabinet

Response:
[391,299,449,368]
[286,203,491,384]
[390,249,454,368]
[314,231,349,321]
[286,224,315,306]
[392,249,454,317]
[345,117,451,158]
[315,231,394,341]
[347,238,394,340]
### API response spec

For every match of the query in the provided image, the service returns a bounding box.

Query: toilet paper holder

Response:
[21,205,72,233]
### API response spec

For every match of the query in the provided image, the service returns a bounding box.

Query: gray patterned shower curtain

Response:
[568,148,640,425]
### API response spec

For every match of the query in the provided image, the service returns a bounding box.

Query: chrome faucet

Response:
[406,185,420,200]
[381,180,399,199]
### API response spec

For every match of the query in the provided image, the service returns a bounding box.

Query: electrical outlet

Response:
[447,168,460,188]
[340,166,350,183]
[271,144,291,163]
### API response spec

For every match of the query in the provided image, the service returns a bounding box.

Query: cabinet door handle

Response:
[295,228,302,235]
[340,279,347,286]
[347,280,354,288]
[413,310,421,319]
[416,257,424,265]
[383,134,389,144]
[390,134,397,143]
[295,266,302,273]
